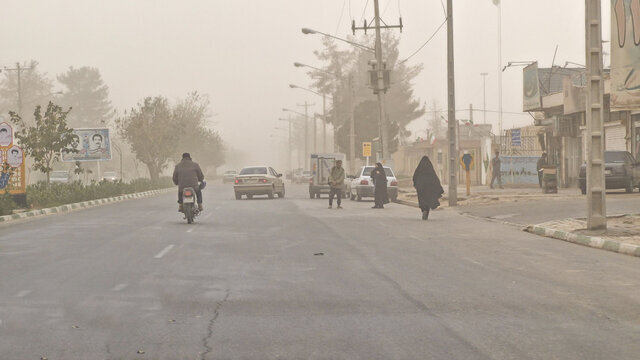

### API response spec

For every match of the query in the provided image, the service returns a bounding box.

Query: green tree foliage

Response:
[310,33,424,157]
[116,97,177,181]
[9,102,77,183]
[172,92,225,170]
[57,66,113,128]
[0,60,55,119]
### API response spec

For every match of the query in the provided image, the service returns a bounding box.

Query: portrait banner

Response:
[523,62,542,111]
[611,0,640,110]
[61,128,112,162]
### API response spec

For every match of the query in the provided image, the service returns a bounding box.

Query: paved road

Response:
[461,191,640,226]
[1,183,639,359]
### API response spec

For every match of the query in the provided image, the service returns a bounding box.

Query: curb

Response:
[0,188,173,225]
[524,224,640,258]
[394,199,419,208]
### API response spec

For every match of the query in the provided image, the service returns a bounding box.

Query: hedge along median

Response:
[0,177,174,216]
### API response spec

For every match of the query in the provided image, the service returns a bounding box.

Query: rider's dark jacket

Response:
[172,158,204,190]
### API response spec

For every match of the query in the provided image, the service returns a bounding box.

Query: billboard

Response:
[563,76,586,114]
[0,122,26,194]
[501,156,538,185]
[523,62,542,111]
[611,0,640,110]
[61,128,112,162]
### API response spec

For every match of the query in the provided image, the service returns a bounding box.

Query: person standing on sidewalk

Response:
[328,160,345,209]
[371,162,389,209]
[490,150,503,189]
[537,152,548,188]
[413,156,444,220]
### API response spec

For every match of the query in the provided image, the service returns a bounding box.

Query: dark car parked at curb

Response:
[579,151,640,194]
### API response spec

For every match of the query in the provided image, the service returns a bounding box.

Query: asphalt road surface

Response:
[1,183,639,359]
[462,191,640,226]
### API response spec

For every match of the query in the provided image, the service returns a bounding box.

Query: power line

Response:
[335,0,347,35]
[399,18,447,64]
[360,0,370,22]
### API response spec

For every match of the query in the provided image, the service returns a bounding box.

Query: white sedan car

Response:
[234,166,285,200]
[348,166,398,202]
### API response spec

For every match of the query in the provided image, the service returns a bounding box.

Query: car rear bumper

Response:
[579,175,629,189]
[234,184,273,195]
[354,186,398,198]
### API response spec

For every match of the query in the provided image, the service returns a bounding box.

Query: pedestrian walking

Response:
[371,162,389,209]
[328,160,345,209]
[413,156,444,220]
[490,151,503,189]
[537,152,548,188]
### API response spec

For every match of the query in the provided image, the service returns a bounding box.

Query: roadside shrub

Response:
[0,190,16,216]
[26,176,174,209]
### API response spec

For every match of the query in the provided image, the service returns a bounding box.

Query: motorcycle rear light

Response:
[390,180,398,186]
[184,190,193,196]
[360,180,369,185]
[309,179,313,184]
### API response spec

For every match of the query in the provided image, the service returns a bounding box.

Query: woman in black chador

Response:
[413,156,444,220]
[371,162,389,209]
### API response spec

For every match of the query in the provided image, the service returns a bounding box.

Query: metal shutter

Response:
[605,124,627,151]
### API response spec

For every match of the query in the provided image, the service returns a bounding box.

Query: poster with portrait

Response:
[611,0,640,110]
[61,128,112,162]
[0,122,12,147]
[6,145,23,168]
[523,62,542,111]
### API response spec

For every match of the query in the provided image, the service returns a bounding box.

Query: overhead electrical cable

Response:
[399,18,447,64]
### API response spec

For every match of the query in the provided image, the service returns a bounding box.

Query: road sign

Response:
[511,129,521,147]
[460,153,474,171]
[362,142,372,157]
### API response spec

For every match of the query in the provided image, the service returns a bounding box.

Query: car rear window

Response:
[605,152,626,163]
[362,167,394,177]
[240,167,267,175]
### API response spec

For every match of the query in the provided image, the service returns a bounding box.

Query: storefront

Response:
[633,115,640,161]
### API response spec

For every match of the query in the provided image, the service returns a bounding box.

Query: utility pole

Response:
[480,72,488,124]
[447,0,458,206]
[469,104,473,124]
[352,0,402,162]
[495,0,503,152]
[278,115,294,175]
[349,74,357,175]
[585,0,606,229]
[322,94,327,153]
[4,62,34,117]
[313,113,318,153]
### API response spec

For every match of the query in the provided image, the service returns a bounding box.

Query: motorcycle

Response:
[182,187,199,224]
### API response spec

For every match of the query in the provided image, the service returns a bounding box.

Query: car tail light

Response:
[390,180,398,186]
[260,178,269,183]
[235,179,240,184]
[309,178,313,184]
[360,179,369,185]
[184,190,193,197]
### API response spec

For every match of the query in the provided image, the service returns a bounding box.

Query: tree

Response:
[116,97,177,181]
[310,33,425,157]
[0,60,55,120]
[172,92,225,170]
[9,102,76,184]
[57,66,113,128]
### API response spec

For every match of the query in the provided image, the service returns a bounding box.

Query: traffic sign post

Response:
[362,142,372,166]
[461,153,474,196]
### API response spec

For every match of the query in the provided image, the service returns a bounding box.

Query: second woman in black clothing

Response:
[371,162,389,208]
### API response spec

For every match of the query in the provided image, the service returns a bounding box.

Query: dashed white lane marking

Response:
[16,290,32,298]
[463,257,486,267]
[186,228,194,233]
[112,283,128,291]
[154,245,175,259]
[492,213,520,220]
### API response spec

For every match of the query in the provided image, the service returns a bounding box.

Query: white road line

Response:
[463,257,486,267]
[154,245,175,259]
[186,228,194,233]
[16,290,32,298]
[112,283,128,291]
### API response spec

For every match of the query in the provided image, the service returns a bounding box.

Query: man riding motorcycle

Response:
[172,153,205,212]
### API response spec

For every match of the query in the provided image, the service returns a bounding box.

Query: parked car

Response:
[50,170,71,184]
[349,166,398,202]
[234,166,285,200]
[292,169,305,183]
[579,151,640,194]
[222,170,237,184]
[102,171,118,182]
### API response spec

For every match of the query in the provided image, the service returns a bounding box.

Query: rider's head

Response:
[182,152,191,160]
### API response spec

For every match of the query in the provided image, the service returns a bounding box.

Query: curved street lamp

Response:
[301,28,375,53]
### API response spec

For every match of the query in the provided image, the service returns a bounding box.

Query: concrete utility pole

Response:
[278,114,294,175]
[447,0,458,206]
[480,72,488,124]
[322,94,327,152]
[585,0,606,229]
[4,62,34,117]
[297,101,314,169]
[349,74,357,175]
[313,113,318,153]
[352,0,402,162]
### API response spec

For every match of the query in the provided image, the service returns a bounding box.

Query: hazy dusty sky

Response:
[0,0,611,168]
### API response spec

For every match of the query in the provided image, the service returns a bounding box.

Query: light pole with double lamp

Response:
[289,84,333,154]
[282,107,310,169]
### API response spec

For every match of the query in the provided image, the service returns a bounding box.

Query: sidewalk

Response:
[525,214,640,257]
[397,184,581,208]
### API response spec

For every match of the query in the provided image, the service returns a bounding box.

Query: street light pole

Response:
[447,0,458,206]
[494,0,503,151]
[373,0,390,161]
[278,115,293,175]
[480,72,488,124]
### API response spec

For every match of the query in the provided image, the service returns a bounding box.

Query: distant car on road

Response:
[579,151,640,194]
[349,166,398,202]
[102,171,118,182]
[234,166,285,200]
[222,170,237,184]
[50,170,71,184]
